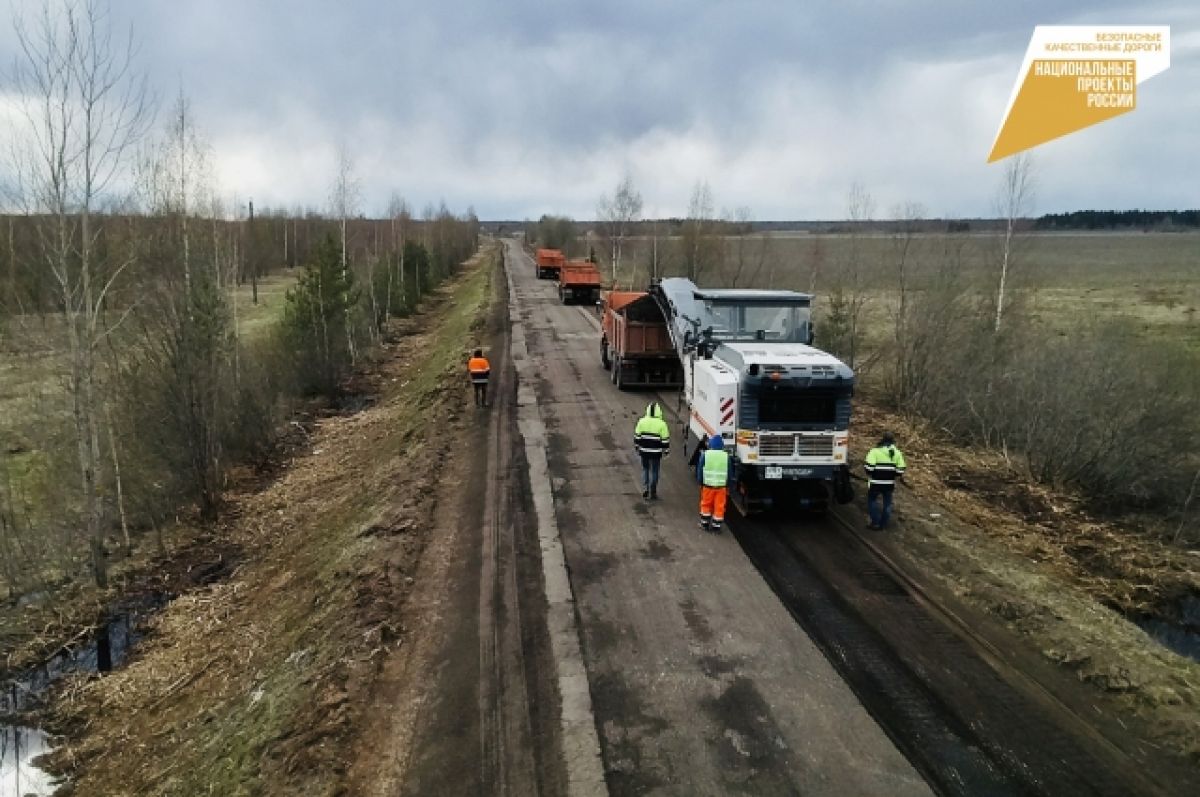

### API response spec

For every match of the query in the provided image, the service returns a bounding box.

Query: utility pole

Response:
[248,199,258,305]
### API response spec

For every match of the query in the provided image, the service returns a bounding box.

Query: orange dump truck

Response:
[535,248,566,280]
[558,260,602,305]
[600,291,685,390]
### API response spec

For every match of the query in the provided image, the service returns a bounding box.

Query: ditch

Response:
[0,594,165,797]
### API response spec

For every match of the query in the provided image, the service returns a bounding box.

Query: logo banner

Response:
[989,26,1170,162]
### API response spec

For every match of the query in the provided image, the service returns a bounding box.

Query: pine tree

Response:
[283,234,360,395]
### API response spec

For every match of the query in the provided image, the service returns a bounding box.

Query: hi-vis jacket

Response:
[864,445,907,487]
[468,356,491,384]
[633,403,671,457]
[699,448,730,488]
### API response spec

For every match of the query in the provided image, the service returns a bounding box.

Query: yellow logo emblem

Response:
[989,26,1170,162]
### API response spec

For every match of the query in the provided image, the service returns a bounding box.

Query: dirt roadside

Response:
[345,241,568,796]
[38,247,499,795]
[848,400,1200,773]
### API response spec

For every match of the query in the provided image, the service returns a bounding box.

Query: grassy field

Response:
[0,272,296,438]
[233,272,297,338]
[610,230,1200,351]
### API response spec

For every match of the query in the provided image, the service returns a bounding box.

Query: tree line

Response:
[0,0,479,600]
[1035,209,1200,230]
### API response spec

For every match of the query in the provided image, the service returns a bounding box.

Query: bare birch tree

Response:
[823,183,875,369]
[886,200,925,402]
[9,0,153,587]
[993,152,1035,332]
[728,206,772,288]
[329,146,360,359]
[386,192,410,319]
[681,181,719,282]
[596,172,642,287]
[645,211,666,283]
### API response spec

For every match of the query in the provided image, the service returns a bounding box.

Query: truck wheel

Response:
[613,357,624,388]
[833,465,855,504]
[601,340,611,370]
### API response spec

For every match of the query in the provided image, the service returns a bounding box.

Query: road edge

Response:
[503,243,609,797]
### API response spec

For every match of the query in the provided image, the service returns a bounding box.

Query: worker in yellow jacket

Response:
[864,433,907,530]
[634,402,670,499]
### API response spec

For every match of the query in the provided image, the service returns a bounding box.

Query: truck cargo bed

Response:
[601,291,684,389]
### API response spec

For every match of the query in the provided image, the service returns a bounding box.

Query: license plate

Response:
[764,466,782,480]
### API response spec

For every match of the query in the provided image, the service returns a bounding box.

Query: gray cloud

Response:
[3,0,1197,218]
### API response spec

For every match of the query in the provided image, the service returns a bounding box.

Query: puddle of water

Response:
[1136,594,1200,663]
[0,595,165,797]
[0,725,57,796]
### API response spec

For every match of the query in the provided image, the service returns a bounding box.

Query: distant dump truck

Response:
[600,291,685,390]
[558,260,602,305]
[535,248,566,280]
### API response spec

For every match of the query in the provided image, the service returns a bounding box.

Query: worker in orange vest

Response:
[468,349,491,407]
[696,435,730,533]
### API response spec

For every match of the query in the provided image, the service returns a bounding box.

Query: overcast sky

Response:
[3,0,1198,219]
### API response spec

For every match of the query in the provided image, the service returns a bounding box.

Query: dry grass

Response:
[41,248,495,795]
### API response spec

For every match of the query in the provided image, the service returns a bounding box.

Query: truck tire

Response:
[601,340,611,370]
[614,357,626,390]
[833,465,855,504]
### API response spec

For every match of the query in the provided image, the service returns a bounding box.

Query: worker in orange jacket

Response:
[468,348,491,407]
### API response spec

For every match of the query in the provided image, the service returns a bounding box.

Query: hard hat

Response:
[708,435,724,450]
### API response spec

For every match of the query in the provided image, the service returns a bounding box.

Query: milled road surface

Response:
[504,240,932,796]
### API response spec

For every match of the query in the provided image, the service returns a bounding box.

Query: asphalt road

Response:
[504,240,932,796]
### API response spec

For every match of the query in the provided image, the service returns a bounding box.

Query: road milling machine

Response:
[650,278,855,513]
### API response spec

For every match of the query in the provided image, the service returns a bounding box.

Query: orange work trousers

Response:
[699,485,727,524]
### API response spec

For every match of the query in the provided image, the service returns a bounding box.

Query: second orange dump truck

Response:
[558,260,602,305]
[535,248,566,280]
[600,291,685,390]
